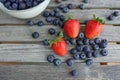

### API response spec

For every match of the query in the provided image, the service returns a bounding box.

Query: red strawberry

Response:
[84,15,105,39]
[49,32,67,57]
[64,18,80,38]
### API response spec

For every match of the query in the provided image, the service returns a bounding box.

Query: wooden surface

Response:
[0,0,120,80]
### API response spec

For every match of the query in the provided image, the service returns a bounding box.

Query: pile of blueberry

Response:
[0,0,44,10]
[47,32,108,76]
[107,11,120,21]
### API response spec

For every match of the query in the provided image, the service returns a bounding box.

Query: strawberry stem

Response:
[93,14,105,24]
[49,31,64,46]
[64,14,73,22]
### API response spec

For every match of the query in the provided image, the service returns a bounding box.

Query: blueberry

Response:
[84,0,89,3]
[55,12,60,18]
[70,70,78,76]
[86,52,92,58]
[47,55,55,63]
[83,38,89,45]
[54,7,59,13]
[26,1,32,7]
[42,39,49,46]
[62,7,69,13]
[43,11,50,17]
[79,53,86,60]
[76,39,83,45]
[67,4,73,9]
[58,21,64,28]
[83,46,90,52]
[18,2,26,10]
[53,18,59,26]
[94,38,101,44]
[78,32,84,39]
[100,49,108,56]
[50,11,55,17]
[53,58,62,66]
[58,4,64,9]
[70,38,76,45]
[99,43,107,48]
[65,39,71,45]
[85,59,93,66]
[27,20,34,26]
[76,45,83,52]
[37,21,44,26]
[89,39,95,45]
[101,39,108,45]
[113,11,120,17]
[48,28,56,35]
[107,15,114,21]
[66,58,75,66]
[4,1,11,8]
[33,1,39,7]
[73,53,79,60]
[32,32,40,39]
[79,4,85,10]
[59,15,66,21]
[11,3,18,10]
[70,48,77,54]
[92,44,99,50]
[92,51,99,58]
[46,17,53,22]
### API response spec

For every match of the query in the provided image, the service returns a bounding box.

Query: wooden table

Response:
[0,0,120,80]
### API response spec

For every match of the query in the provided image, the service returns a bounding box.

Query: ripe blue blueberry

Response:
[83,46,91,52]
[92,44,99,50]
[50,11,55,17]
[58,4,64,9]
[113,11,120,17]
[99,43,107,48]
[53,18,59,26]
[86,52,92,58]
[92,50,99,58]
[54,58,62,66]
[37,21,44,26]
[65,39,71,45]
[70,38,76,45]
[66,58,75,66]
[62,7,69,13]
[54,7,59,13]
[76,45,83,52]
[73,53,79,60]
[42,39,49,46]
[48,28,56,35]
[100,49,108,56]
[85,59,93,66]
[101,39,108,45]
[79,4,85,10]
[59,15,66,21]
[55,12,60,18]
[78,32,84,39]
[84,0,89,3]
[107,15,114,21]
[43,11,50,17]
[70,70,78,76]
[58,21,64,28]
[89,39,95,45]
[32,32,40,39]
[76,39,83,45]
[94,38,101,44]
[70,48,77,54]
[83,38,89,45]
[47,55,55,63]
[46,17,53,22]
[27,20,34,26]
[67,4,73,9]
[79,53,86,60]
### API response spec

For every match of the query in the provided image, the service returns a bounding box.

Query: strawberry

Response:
[64,16,80,38]
[49,32,67,57]
[84,15,105,39]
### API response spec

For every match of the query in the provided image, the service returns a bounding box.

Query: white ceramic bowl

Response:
[0,0,50,19]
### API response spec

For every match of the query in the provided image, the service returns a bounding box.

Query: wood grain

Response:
[49,0,120,9]
[0,44,119,62]
[0,63,119,80]
[0,25,119,42]
[0,9,120,25]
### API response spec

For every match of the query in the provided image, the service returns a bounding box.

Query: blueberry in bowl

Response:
[0,0,50,19]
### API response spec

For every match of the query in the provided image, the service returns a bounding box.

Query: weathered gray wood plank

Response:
[0,44,119,62]
[0,9,120,25]
[49,0,120,9]
[0,25,119,42]
[0,63,119,80]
